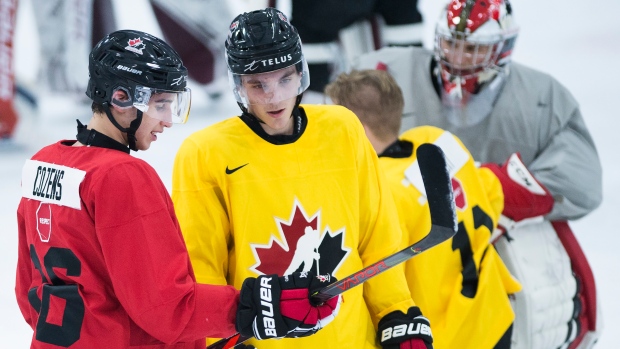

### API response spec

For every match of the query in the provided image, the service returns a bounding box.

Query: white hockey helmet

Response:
[434,0,519,78]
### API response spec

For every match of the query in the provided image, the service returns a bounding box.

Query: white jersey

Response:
[353,46,602,221]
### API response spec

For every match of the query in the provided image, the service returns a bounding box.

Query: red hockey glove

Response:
[236,272,341,340]
[482,153,553,222]
[378,307,433,349]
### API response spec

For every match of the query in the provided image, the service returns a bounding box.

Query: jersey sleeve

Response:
[91,160,238,342]
[477,166,504,223]
[528,102,602,220]
[172,137,231,286]
[15,201,36,330]
[352,120,416,326]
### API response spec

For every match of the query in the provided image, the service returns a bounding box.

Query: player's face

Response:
[247,94,298,136]
[439,38,493,70]
[241,66,302,106]
[134,97,174,150]
[242,67,301,135]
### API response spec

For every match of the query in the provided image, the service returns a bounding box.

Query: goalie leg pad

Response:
[494,220,600,349]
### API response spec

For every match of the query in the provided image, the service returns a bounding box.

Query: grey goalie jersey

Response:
[353,47,602,221]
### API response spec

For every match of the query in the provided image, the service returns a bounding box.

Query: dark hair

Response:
[91,102,105,114]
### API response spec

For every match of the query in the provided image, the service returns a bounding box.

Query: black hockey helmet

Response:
[87,29,191,122]
[225,8,309,106]
[86,29,191,150]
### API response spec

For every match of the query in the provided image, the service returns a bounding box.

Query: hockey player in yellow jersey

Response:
[172,8,433,349]
[325,69,521,349]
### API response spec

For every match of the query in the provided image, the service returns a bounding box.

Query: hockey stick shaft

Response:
[207,143,457,349]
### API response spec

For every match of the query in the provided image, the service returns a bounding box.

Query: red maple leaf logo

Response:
[128,38,142,47]
[250,200,319,275]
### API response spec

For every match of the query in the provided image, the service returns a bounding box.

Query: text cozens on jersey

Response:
[32,166,64,201]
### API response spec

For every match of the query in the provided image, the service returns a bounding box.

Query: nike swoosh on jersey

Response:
[226,163,249,174]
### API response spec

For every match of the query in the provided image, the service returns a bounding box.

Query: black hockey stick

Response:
[207,143,457,349]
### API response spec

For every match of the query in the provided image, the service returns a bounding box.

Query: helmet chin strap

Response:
[103,102,144,151]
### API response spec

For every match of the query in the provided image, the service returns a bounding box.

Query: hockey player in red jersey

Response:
[352,0,603,348]
[172,8,433,349]
[15,29,339,349]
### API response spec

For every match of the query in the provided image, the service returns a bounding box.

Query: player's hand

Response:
[236,272,341,340]
[482,153,553,222]
[378,306,433,349]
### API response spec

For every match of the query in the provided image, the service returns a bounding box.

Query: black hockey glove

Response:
[377,306,433,349]
[236,272,341,340]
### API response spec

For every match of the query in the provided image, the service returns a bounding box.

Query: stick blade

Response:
[416,143,458,232]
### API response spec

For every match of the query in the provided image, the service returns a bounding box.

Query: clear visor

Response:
[112,86,192,124]
[228,59,310,106]
[435,33,501,78]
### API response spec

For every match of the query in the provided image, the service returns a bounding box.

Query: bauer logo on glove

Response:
[378,307,433,349]
[381,320,432,342]
[236,272,341,340]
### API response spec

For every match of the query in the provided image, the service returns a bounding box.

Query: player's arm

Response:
[353,121,433,349]
[95,162,238,342]
[527,106,602,220]
[15,203,36,329]
[172,137,231,286]
[477,165,505,224]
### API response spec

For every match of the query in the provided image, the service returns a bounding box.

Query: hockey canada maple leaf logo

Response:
[250,199,351,277]
[125,38,146,55]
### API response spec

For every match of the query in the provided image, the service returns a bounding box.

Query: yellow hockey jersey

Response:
[172,104,415,348]
[378,126,521,349]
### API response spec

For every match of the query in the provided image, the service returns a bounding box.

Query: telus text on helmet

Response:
[244,54,293,72]
[116,65,143,75]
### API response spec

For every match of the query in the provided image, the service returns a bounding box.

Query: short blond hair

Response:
[325,69,404,141]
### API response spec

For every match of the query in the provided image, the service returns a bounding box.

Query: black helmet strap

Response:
[102,102,143,152]
[76,120,130,154]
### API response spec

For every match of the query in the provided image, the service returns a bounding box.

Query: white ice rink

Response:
[1,0,619,347]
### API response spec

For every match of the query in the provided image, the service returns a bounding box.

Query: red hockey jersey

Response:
[16,140,239,348]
